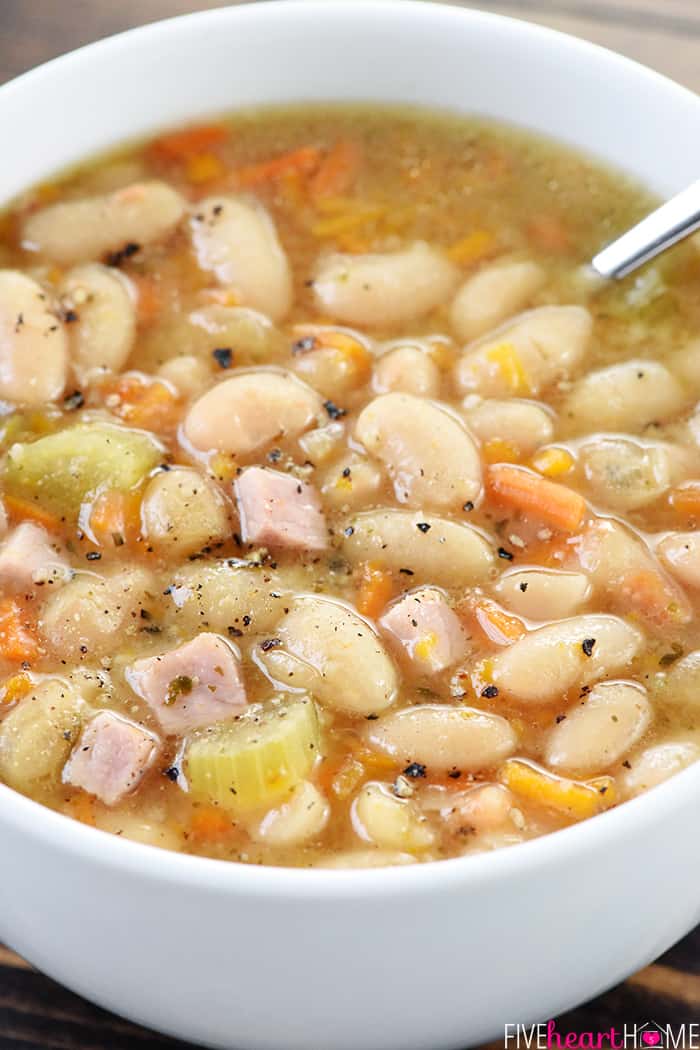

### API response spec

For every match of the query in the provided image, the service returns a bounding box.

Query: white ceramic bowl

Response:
[1,4,699,1048]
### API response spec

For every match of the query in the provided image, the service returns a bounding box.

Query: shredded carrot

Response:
[499,759,616,820]
[355,563,394,619]
[527,214,571,254]
[669,481,700,519]
[67,792,96,827]
[468,597,526,646]
[88,488,142,548]
[190,805,236,840]
[309,140,362,201]
[619,567,691,627]
[0,599,39,664]
[0,672,32,707]
[531,446,575,479]
[130,274,164,327]
[233,146,321,188]
[101,374,182,431]
[481,438,521,464]
[148,123,228,162]
[487,464,587,533]
[185,152,226,185]
[3,493,62,532]
[447,229,496,266]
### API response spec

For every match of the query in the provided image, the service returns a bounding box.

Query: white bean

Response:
[356,392,481,510]
[580,436,691,512]
[342,509,494,587]
[463,397,554,455]
[545,681,652,776]
[254,781,330,847]
[313,242,457,327]
[488,615,644,705]
[315,849,418,868]
[562,360,686,434]
[0,270,67,404]
[321,454,383,511]
[367,704,517,773]
[439,783,517,833]
[259,595,398,716]
[23,181,185,264]
[95,811,184,851]
[657,531,700,590]
[455,305,592,397]
[141,467,230,556]
[299,423,346,465]
[450,260,546,341]
[60,263,135,382]
[493,567,591,620]
[188,304,285,365]
[352,782,434,851]
[183,369,322,456]
[190,197,292,322]
[620,737,700,798]
[372,346,441,398]
[156,355,213,398]
[654,650,700,711]
[40,568,156,661]
[165,562,290,636]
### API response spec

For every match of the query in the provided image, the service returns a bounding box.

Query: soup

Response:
[0,105,698,868]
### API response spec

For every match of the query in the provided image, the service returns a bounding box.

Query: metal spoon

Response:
[591,179,700,279]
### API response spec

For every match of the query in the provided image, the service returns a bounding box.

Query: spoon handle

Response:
[591,178,700,279]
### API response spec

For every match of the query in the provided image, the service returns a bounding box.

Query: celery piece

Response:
[185,697,322,814]
[4,422,163,516]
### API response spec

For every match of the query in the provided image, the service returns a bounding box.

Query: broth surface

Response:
[0,105,698,868]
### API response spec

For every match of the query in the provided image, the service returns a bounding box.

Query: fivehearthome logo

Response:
[504,1021,700,1049]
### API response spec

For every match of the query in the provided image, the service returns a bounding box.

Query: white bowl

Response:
[1,4,699,1048]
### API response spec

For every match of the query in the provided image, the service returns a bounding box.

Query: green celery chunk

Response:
[185,697,322,814]
[3,422,163,517]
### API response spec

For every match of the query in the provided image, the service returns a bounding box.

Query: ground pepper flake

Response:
[403,762,427,778]
[416,522,431,533]
[481,685,499,699]
[497,547,514,561]
[324,400,346,420]
[212,347,233,369]
[106,241,140,267]
[260,638,282,652]
[581,638,596,657]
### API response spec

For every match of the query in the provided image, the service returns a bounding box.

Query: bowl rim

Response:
[1,0,699,897]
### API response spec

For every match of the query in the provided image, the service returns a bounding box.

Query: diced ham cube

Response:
[63,710,160,806]
[379,588,468,674]
[234,467,328,551]
[0,522,71,591]
[125,632,246,734]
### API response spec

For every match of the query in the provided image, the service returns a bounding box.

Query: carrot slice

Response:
[3,493,63,532]
[499,759,616,820]
[88,488,143,549]
[0,599,39,664]
[233,146,321,188]
[190,805,236,841]
[669,481,700,519]
[101,374,182,431]
[487,464,587,533]
[619,567,691,627]
[148,123,228,162]
[468,597,526,646]
[309,140,362,201]
[130,274,163,327]
[355,563,394,619]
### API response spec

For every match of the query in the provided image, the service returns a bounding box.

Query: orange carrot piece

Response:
[131,274,163,326]
[309,140,362,201]
[233,146,321,188]
[469,597,526,646]
[0,672,32,707]
[190,805,236,841]
[487,464,587,533]
[355,563,394,619]
[88,489,142,548]
[101,374,182,431]
[619,568,691,628]
[0,599,39,664]
[669,481,700,519]
[3,493,63,532]
[148,123,228,162]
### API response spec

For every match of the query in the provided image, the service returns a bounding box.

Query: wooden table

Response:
[0,0,699,1046]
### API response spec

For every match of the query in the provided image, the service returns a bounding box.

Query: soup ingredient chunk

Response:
[126,632,246,734]
[141,467,230,556]
[353,782,434,851]
[4,422,162,518]
[450,259,546,341]
[562,360,686,434]
[367,705,517,772]
[486,464,587,532]
[183,370,321,456]
[462,397,553,456]
[0,523,70,591]
[544,681,652,776]
[234,467,327,551]
[657,531,700,590]
[620,738,700,798]
[342,509,494,587]
[580,436,691,512]
[356,392,481,510]
[0,270,67,404]
[313,242,457,326]
[190,197,293,322]
[59,263,136,382]
[254,780,330,846]
[63,710,160,806]
[379,588,467,673]
[0,679,85,794]
[372,345,441,398]
[259,596,398,715]
[494,568,590,621]
[165,562,289,636]
[487,615,644,705]
[185,696,320,813]
[455,305,592,396]
[22,181,185,264]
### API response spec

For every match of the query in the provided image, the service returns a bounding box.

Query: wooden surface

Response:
[0,0,699,1046]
